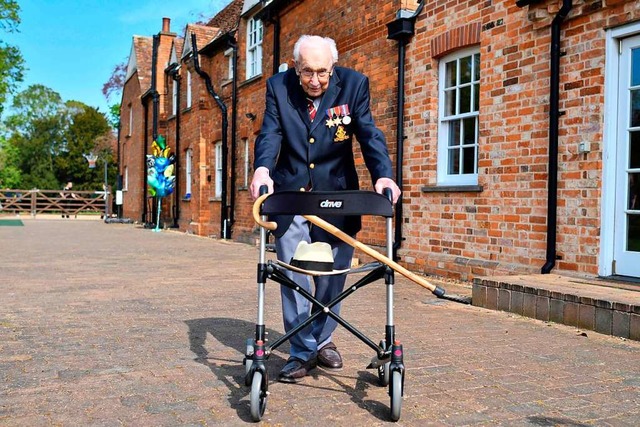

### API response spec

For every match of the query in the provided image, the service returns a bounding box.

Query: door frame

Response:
[600,22,640,276]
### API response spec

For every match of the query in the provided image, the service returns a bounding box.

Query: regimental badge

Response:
[334,125,349,142]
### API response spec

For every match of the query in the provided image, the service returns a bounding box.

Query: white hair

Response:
[293,35,339,64]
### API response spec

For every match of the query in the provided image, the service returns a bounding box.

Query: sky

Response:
[4,0,230,116]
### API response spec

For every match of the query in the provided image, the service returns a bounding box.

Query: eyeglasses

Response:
[298,69,332,80]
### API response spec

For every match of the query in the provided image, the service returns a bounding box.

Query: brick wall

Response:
[397,0,640,281]
[120,74,145,223]
[121,0,640,283]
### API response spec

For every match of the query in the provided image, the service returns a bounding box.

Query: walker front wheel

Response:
[389,370,402,421]
[250,371,267,421]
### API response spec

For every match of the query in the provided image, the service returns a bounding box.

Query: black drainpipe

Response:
[386,1,424,261]
[115,107,122,219]
[229,37,239,227]
[142,100,149,224]
[271,16,281,75]
[142,34,160,227]
[168,64,181,227]
[191,33,231,239]
[541,0,573,274]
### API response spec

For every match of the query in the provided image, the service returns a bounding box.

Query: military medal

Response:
[326,104,351,141]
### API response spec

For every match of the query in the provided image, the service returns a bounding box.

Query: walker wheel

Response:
[377,340,390,386]
[250,371,267,421]
[378,361,390,386]
[389,370,402,421]
[244,339,253,386]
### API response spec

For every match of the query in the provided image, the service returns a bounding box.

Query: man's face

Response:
[296,42,333,98]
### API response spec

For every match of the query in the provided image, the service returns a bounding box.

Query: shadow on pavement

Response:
[184,317,287,422]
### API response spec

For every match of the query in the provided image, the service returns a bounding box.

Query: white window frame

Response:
[600,21,640,276]
[172,79,178,116]
[215,142,222,198]
[123,166,129,191]
[225,47,234,80]
[185,148,193,198]
[437,46,481,186]
[246,17,263,79]
[127,105,133,137]
[186,70,192,108]
[243,138,249,188]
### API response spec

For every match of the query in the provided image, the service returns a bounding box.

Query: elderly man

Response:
[251,35,400,383]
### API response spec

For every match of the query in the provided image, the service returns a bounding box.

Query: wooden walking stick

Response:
[253,193,471,304]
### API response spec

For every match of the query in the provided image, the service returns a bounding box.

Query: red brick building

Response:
[118,0,640,283]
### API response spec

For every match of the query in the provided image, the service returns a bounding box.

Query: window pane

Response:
[460,55,472,84]
[459,86,471,114]
[630,131,640,169]
[448,147,460,174]
[445,60,457,88]
[462,146,476,174]
[632,48,640,87]
[449,120,461,146]
[445,89,456,116]
[627,214,640,251]
[462,117,476,146]
[474,53,480,81]
[632,89,640,128]
[473,83,479,112]
[629,173,640,210]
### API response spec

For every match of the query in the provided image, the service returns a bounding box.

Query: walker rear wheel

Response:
[244,339,253,386]
[250,371,267,421]
[378,361,390,386]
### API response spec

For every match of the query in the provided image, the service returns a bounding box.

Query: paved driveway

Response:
[1,219,639,426]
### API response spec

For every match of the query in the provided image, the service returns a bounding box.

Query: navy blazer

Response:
[254,66,394,238]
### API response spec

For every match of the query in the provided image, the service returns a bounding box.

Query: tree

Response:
[102,60,127,104]
[2,84,115,190]
[3,85,65,189]
[0,0,25,115]
[57,102,116,190]
[102,61,125,130]
[107,103,120,130]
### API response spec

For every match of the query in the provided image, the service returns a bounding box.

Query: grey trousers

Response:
[275,215,354,362]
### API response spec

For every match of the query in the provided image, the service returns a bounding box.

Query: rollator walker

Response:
[245,187,405,422]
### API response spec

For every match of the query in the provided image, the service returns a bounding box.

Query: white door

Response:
[613,34,640,276]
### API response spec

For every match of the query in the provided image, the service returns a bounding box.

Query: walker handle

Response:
[383,187,392,202]
[253,186,277,231]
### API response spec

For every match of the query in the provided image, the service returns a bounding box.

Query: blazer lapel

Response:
[311,72,341,133]
[286,71,312,129]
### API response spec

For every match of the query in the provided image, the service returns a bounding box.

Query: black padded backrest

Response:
[261,191,393,217]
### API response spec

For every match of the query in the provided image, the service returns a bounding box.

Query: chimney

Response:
[162,17,170,33]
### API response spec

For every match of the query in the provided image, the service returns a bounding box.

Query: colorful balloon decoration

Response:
[147,135,175,231]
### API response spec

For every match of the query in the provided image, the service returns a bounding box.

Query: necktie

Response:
[307,98,317,122]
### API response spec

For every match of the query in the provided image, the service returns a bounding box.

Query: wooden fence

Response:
[0,189,110,218]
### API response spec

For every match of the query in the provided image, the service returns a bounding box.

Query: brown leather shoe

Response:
[317,342,343,370]
[278,357,317,383]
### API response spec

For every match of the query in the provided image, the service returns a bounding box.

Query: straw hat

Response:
[276,241,350,276]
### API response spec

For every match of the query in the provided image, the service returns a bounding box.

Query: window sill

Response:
[421,185,483,193]
[208,197,222,202]
[239,74,262,88]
